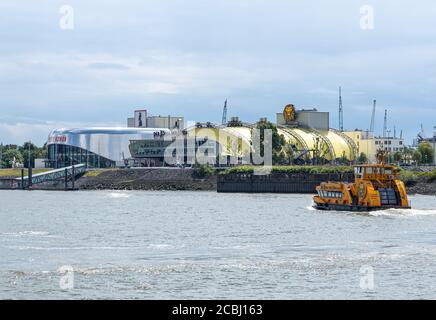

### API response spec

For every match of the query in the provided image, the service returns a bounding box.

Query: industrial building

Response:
[46,127,174,168]
[46,103,413,168]
[46,110,185,168]
[127,109,184,130]
[46,105,361,168]
[344,130,405,163]
[181,105,358,165]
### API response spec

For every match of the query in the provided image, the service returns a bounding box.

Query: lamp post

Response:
[28,140,33,188]
[28,141,31,169]
[0,142,3,169]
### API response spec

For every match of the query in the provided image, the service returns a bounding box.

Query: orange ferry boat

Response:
[313,151,411,212]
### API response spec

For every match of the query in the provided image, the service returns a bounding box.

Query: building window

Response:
[47,144,115,169]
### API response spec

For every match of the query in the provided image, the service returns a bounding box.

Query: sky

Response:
[0,0,436,146]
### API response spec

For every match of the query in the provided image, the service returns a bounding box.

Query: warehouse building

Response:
[127,109,184,130]
[344,130,405,163]
[46,105,391,168]
[178,105,359,165]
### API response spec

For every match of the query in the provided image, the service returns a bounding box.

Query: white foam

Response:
[1,231,50,237]
[107,192,130,199]
[370,208,436,217]
[148,244,174,249]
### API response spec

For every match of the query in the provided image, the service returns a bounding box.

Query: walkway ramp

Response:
[15,164,86,187]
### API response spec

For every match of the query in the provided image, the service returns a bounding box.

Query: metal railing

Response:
[15,164,86,188]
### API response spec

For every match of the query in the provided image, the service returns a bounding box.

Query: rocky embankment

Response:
[405,180,436,196]
[76,168,217,191]
[2,167,435,195]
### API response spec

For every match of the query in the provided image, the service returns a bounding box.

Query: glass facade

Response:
[129,140,173,158]
[47,144,115,169]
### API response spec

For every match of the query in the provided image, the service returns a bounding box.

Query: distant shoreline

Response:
[2,167,435,195]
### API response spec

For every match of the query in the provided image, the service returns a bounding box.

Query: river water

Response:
[1,190,436,299]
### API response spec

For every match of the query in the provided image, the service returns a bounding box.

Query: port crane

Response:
[383,109,388,137]
[370,100,376,133]
[222,99,228,125]
[338,87,344,131]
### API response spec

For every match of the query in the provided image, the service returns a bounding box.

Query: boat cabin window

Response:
[319,190,343,198]
[366,167,373,175]
[384,169,392,175]
[354,167,364,178]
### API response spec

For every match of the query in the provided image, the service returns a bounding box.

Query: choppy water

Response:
[1,190,436,299]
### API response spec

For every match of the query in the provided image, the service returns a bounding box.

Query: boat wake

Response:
[369,208,436,217]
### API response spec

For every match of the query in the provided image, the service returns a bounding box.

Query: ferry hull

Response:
[313,202,411,212]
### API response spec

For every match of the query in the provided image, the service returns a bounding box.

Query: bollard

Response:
[28,166,32,188]
[72,166,75,190]
[65,168,68,190]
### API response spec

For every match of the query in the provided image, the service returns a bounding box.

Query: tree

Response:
[418,142,435,164]
[358,152,368,164]
[393,151,403,164]
[401,147,414,165]
[283,144,295,165]
[0,149,23,168]
[412,150,422,165]
[18,142,44,168]
[254,121,286,165]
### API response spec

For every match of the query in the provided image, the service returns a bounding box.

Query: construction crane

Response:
[222,99,228,125]
[383,109,388,138]
[370,100,376,133]
[417,124,426,141]
[338,87,344,131]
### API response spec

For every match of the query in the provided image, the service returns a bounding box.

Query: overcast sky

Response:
[1,0,436,145]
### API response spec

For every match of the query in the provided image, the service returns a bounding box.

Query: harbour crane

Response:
[370,100,376,133]
[417,124,426,141]
[338,87,344,131]
[383,109,388,138]
[222,99,228,125]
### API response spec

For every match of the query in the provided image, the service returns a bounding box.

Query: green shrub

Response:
[192,164,216,178]
[221,165,353,175]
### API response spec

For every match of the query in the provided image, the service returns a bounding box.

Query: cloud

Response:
[1,0,436,144]
[86,62,130,70]
[0,120,124,146]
